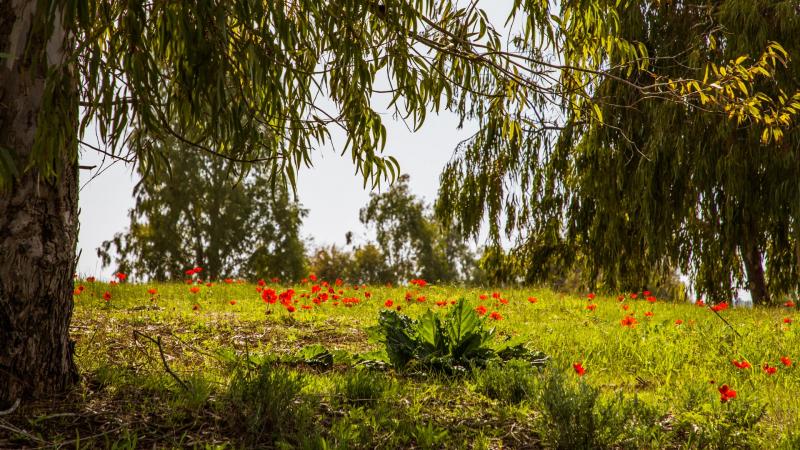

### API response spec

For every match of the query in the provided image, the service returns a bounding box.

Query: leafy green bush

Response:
[373,299,547,374]
[473,359,538,405]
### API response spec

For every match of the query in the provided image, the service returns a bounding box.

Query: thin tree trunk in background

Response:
[741,237,771,306]
[0,1,79,406]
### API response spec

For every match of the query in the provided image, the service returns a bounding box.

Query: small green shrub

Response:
[474,359,538,404]
[225,364,309,445]
[540,371,600,449]
[335,370,390,407]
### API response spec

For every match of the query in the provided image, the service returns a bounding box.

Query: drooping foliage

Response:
[97,133,307,282]
[438,1,800,304]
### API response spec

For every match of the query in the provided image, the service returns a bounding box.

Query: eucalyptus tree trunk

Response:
[0,1,79,406]
[740,215,771,305]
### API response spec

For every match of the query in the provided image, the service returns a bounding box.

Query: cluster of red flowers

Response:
[409,279,427,287]
[184,266,203,276]
[711,302,729,312]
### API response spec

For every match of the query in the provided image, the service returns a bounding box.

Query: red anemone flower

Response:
[711,302,729,312]
[573,362,586,376]
[384,299,394,308]
[718,384,737,402]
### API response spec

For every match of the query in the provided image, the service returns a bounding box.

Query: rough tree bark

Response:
[0,1,79,406]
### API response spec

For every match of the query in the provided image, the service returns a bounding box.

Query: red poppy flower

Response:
[257,279,266,287]
[573,362,586,376]
[185,269,196,276]
[780,356,792,367]
[73,288,82,296]
[416,296,426,302]
[286,305,296,313]
[731,359,752,369]
[489,311,503,320]
[586,304,597,311]
[103,291,111,301]
[587,293,595,300]
[763,364,777,375]
[114,272,127,281]
[229,300,236,305]
[436,300,447,307]
[86,276,96,283]
[675,319,683,325]
[784,300,796,308]
[384,299,394,308]
[189,286,200,294]
[528,297,537,303]
[617,295,625,302]
[301,304,312,310]
[621,304,630,311]
[148,288,157,295]
[644,311,654,317]
[224,278,234,284]
[630,293,638,299]
[475,305,488,316]
[364,292,371,298]
[784,317,793,324]
[646,296,657,303]
[711,302,729,312]
[309,273,317,282]
[718,384,737,402]
[620,316,638,327]
[479,294,488,300]
[643,290,651,296]
[696,299,705,307]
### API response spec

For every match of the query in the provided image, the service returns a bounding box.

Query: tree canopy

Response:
[96,132,307,282]
[436,0,800,303]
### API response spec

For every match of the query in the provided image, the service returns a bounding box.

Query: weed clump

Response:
[225,364,310,446]
[474,359,538,405]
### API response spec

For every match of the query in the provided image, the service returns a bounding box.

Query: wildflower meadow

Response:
[4,272,798,448]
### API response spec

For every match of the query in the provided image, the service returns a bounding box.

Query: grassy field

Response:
[3,278,800,449]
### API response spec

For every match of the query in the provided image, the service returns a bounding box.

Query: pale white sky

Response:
[76,2,518,278]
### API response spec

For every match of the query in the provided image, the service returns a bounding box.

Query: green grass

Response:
[3,280,799,448]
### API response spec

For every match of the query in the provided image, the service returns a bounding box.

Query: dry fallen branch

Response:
[132,330,190,391]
